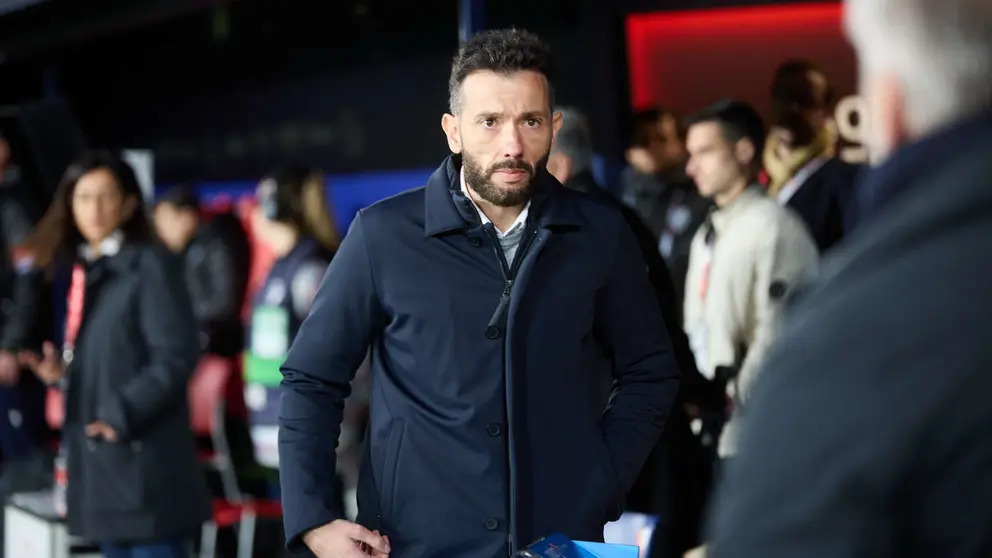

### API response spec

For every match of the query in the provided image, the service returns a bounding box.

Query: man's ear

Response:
[735,138,756,169]
[441,113,462,154]
[551,111,564,149]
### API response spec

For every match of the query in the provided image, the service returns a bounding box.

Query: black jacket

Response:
[708,111,992,557]
[183,212,250,357]
[279,157,680,556]
[0,191,45,352]
[63,242,211,542]
[782,157,862,254]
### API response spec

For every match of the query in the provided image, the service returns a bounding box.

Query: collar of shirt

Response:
[460,166,530,238]
[78,229,124,262]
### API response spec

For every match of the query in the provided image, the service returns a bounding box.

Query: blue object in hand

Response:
[518,533,598,558]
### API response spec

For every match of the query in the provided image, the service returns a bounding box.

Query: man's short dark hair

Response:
[770,59,835,110]
[156,183,200,212]
[684,100,766,172]
[448,28,555,115]
[629,107,681,149]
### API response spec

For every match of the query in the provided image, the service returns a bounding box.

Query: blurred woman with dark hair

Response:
[242,166,339,466]
[18,151,210,558]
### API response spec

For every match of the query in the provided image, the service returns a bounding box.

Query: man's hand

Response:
[85,420,119,442]
[0,351,20,386]
[18,342,64,385]
[304,520,391,557]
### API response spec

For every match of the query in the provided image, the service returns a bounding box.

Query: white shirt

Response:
[78,230,124,262]
[460,167,531,265]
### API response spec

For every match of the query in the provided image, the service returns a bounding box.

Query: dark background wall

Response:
[0,0,843,184]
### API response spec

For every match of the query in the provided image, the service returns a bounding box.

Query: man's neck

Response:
[713,179,750,208]
[465,184,526,233]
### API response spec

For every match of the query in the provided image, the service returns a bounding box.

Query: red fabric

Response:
[212,499,283,527]
[47,264,87,430]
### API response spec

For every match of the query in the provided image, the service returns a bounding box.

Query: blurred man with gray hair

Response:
[705,0,992,556]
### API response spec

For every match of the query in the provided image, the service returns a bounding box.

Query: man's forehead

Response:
[459,70,551,113]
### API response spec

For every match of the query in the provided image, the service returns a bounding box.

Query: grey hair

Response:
[844,0,992,135]
[551,107,595,176]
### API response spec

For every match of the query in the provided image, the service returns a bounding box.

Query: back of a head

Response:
[844,0,992,135]
[552,107,595,176]
[448,28,555,115]
[263,166,340,252]
[685,100,766,169]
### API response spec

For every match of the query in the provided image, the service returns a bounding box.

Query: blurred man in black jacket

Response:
[154,185,250,357]
[549,108,722,558]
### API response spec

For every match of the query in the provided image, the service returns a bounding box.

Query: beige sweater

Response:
[683,186,818,456]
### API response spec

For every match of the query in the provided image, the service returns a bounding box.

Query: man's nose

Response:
[499,125,524,158]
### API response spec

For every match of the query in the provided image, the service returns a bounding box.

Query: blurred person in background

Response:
[682,101,817,465]
[17,151,209,558]
[153,184,257,507]
[279,29,678,558]
[154,184,250,358]
[622,108,710,304]
[549,108,718,558]
[241,166,347,517]
[706,0,992,556]
[764,59,862,253]
[0,134,50,558]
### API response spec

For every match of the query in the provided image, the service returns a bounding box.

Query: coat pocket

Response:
[82,438,146,513]
[378,419,406,523]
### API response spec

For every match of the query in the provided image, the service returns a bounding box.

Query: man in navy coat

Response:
[279,28,680,558]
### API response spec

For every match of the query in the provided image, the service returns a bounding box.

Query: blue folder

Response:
[575,541,639,558]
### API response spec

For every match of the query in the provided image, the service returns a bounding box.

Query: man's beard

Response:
[462,151,548,207]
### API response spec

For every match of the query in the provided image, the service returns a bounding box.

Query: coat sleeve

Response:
[734,218,818,407]
[594,214,682,494]
[0,196,43,351]
[97,246,201,439]
[278,212,384,551]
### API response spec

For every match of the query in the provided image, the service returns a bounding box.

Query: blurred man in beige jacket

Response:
[682,101,818,460]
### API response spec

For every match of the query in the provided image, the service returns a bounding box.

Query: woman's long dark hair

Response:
[263,166,341,252]
[23,150,153,271]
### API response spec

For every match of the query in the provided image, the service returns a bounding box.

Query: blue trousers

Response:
[99,539,189,558]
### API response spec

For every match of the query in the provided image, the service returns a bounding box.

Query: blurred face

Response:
[647,115,687,172]
[72,167,136,244]
[770,71,832,149]
[857,66,908,165]
[685,122,753,205]
[153,202,198,252]
[441,70,563,207]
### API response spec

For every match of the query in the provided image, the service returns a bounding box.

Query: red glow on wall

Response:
[626,2,855,118]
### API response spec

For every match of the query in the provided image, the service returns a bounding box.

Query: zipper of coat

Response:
[485,227,538,330]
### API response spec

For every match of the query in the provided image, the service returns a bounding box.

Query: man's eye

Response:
[525,119,541,127]
[482,119,496,128]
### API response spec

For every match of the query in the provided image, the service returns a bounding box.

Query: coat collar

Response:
[423,154,583,237]
[857,109,992,223]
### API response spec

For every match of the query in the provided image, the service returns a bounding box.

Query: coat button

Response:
[486,423,502,436]
[484,517,499,531]
[484,326,500,340]
[468,237,482,247]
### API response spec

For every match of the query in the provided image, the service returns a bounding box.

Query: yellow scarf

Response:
[763,123,837,198]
